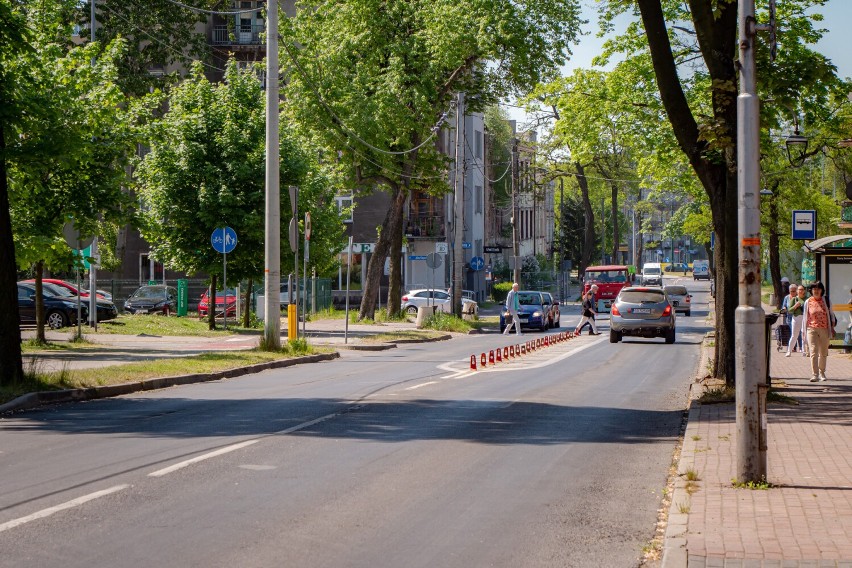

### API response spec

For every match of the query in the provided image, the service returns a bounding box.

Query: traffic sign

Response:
[305,212,312,241]
[469,256,485,271]
[792,210,817,240]
[435,242,448,254]
[211,227,237,254]
[409,255,427,260]
[462,242,472,249]
[483,245,502,254]
[426,253,442,269]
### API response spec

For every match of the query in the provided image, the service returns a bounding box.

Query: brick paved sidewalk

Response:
[663,331,852,567]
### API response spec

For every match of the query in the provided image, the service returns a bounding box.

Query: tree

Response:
[597,0,847,384]
[7,3,135,342]
[282,0,583,320]
[0,0,30,384]
[84,0,215,96]
[136,61,345,329]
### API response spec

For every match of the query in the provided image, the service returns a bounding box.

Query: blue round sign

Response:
[470,256,485,271]
[211,227,237,254]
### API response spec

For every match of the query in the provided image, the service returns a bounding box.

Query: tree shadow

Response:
[4,397,685,445]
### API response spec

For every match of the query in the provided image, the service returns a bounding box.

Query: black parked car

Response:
[40,281,118,322]
[17,283,87,329]
[124,285,178,315]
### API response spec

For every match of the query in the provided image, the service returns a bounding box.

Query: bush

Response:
[493,281,513,304]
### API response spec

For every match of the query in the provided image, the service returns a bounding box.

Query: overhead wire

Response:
[160,0,262,16]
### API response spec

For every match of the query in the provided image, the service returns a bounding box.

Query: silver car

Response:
[609,287,676,344]
[663,285,692,316]
[401,289,478,315]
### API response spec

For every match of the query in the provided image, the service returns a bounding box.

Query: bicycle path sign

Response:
[211,227,237,254]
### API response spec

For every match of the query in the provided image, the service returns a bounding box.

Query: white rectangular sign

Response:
[435,242,448,254]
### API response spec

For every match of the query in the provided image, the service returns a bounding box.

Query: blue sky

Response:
[509,1,851,122]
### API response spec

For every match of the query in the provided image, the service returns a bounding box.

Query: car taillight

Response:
[662,305,672,316]
[402,296,408,302]
[611,304,621,316]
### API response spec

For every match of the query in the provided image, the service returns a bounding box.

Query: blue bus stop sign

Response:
[211,227,237,254]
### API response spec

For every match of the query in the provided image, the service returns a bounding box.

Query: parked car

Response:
[279,279,306,305]
[198,288,240,318]
[400,289,478,316]
[17,282,87,329]
[609,286,676,344]
[665,263,691,273]
[663,285,692,316]
[540,291,561,328]
[499,290,551,332]
[23,278,109,300]
[39,281,118,322]
[124,285,177,315]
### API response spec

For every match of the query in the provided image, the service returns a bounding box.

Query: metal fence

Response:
[91,277,333,314]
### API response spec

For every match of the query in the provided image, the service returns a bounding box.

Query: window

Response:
[474,130,482,159]
[475,184,482,214]
[336,195,354,223]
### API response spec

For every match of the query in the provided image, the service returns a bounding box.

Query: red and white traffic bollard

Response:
[470,355,477,370]
[489,350,495,365]
[496,349,502,363]
[481,353,487,368]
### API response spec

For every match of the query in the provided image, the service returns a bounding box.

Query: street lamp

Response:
[785,120,809,167]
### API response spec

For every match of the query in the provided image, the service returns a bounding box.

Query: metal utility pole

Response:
[736,0,767,482]
[600,197,606,264]
[559,177,565,301]
[452,92,465,316]
[88,0,97,330]
[263,0,281,349]
[511,138,520,285]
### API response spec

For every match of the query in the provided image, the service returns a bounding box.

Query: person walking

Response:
[578,284,599,335]
[784,284,804,357]
[804,281,836,382]
[503,282,523,336]
[575,289,599,336]
[798,285,810,356]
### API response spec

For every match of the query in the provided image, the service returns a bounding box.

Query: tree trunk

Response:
[610,182,619,263]
[35,260,45,343]
[765,184,782,307]
[0,128,24,384]
[208,274,217,331]
[243,277,252,328]
[388,208,403,318]
[637,0,738,384]
[574,162,595,274]
[358,185,405,320]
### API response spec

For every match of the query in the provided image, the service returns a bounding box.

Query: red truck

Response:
[582,265,635,312]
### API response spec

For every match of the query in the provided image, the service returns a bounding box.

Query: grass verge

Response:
[81,314,262,337]
[3,345,323,404]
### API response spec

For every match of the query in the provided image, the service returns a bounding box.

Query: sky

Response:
[509,0,852,124]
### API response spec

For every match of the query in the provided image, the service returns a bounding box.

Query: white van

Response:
[641,263,663,286]
[693,260,710,281]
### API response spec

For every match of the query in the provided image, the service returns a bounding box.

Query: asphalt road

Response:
[0,278,712,568]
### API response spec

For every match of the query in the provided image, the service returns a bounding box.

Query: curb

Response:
[0,352,340,415]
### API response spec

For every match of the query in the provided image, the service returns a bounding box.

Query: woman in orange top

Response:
[803,281,836,382]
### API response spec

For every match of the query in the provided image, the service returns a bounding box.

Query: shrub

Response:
[492,281,513,304]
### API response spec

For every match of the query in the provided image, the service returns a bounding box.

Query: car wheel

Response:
[609,329,621,343]
[665,328,676,344]
[406,305,418,316]
[46,310,69,330]
[686,310,691,317]
[163,305,171,316]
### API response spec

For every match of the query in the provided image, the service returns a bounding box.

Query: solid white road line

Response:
[148,440,258,477]
[405,381,438,390]
[0,485,129,533]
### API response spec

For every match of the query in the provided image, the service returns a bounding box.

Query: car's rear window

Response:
[619,290,666,304]
[665,286,688,296]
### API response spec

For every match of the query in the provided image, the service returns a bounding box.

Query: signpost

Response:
[211,227,237,328]
[792,210,817,240]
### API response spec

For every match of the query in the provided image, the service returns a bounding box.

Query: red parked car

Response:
[198,288,240,318]
[23,278,110,300]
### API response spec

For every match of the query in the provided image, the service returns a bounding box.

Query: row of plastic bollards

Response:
[470,331,577,370]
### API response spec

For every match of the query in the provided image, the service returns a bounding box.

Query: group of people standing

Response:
[780,279,837,382]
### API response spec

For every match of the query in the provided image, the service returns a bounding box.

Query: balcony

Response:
[212,24,264,47]
[405,215,446,239]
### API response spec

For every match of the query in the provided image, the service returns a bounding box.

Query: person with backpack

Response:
[502,282,523,336]
[804,281,836,382]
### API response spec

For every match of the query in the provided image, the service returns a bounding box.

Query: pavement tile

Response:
[663,309,852,568]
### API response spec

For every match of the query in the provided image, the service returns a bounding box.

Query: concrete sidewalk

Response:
[663,322,852,566]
